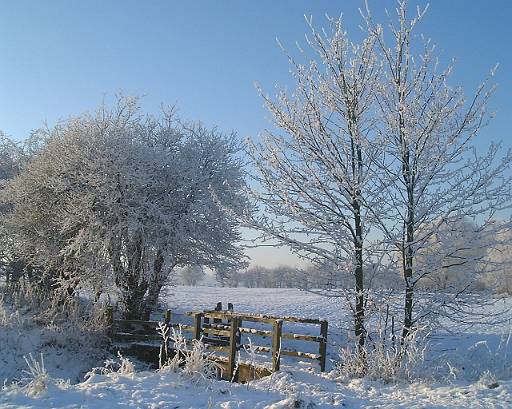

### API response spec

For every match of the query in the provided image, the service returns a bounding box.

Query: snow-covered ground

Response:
[2,366,512,408]
[1,286,512,408]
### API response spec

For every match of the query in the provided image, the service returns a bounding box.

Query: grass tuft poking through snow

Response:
[22,353,49,396]
[336,328,427,383]
[158,324,221,384]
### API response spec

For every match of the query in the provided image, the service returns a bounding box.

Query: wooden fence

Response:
[106,303,328,382]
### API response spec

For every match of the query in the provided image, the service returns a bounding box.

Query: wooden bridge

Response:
[106,302,328,382]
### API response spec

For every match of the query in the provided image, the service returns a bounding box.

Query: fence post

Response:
[164,309,171,326]
[227,316,239,381]
[272,319,283,372]
[226,303,241,343]
[214,302,222,324]
[319,320,328,372]
[193,313,202,340]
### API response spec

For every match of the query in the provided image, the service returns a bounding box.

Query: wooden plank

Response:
[282,332,323,342]
[239,345,321,361]
[114,319,161,326]
[237,319,243,345]
[202,336,229,346]
[227,317,239,381]
[240,327,322,342]
[319,320,328,372]
[202,327,231,337]
[240,344,271,353]
[272,319,283,372]
[210,358,271,383]
[177,324,194,333]
[214,302,222,324]
[203,311,275,324]
[163,310,171,326]
[204,323,231,330]
[239,327,273,337]
[278,316,322,324]
[202,310,322,325]
[205,344,229,353]
[113,333,162,342]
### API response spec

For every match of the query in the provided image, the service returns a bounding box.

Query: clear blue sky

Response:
[1,1,510,267]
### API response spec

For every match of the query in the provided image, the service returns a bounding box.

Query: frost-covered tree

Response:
[482,224,512,295]
[0,134,24,284]
[250,1,512,350]
[238,265,299,288]
[249,16,383,348]
[0,131,45,285]
[3,98,248,318]
[179,265,206,286]
[363,1,512,339]
[415,218,489,291]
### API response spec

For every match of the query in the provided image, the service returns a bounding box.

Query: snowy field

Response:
[164,287,512,378]
[1,286,512,408]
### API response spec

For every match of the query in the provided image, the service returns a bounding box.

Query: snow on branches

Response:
[248,1,512,347]
[2,98,248,319]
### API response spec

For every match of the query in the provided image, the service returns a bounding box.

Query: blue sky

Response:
[0,1,510,267]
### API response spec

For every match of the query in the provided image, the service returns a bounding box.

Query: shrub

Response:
[158,324,220,383]
[336,329,427,383]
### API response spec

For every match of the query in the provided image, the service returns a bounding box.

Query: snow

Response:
[2,365,512,408]
[0,302,107,385]
[2,286,512,408]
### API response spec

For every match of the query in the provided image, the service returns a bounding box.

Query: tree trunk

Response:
[353,200,365,349]
[143,281,164,320]
[122,281,148,320]
[402,284,414,340]
[402,191,415,342]
[142,250,170,320]
[111,230,150,320]
[398,69,415,342]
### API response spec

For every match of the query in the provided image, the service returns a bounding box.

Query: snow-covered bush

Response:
[99,352,135,377]
[20,353,49,396]
[157,322,183,372]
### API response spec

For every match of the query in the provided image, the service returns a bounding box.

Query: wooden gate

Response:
[106,303,328,382]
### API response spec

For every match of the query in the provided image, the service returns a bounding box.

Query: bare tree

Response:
[363,1,512,339]
[248,16,383,348]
